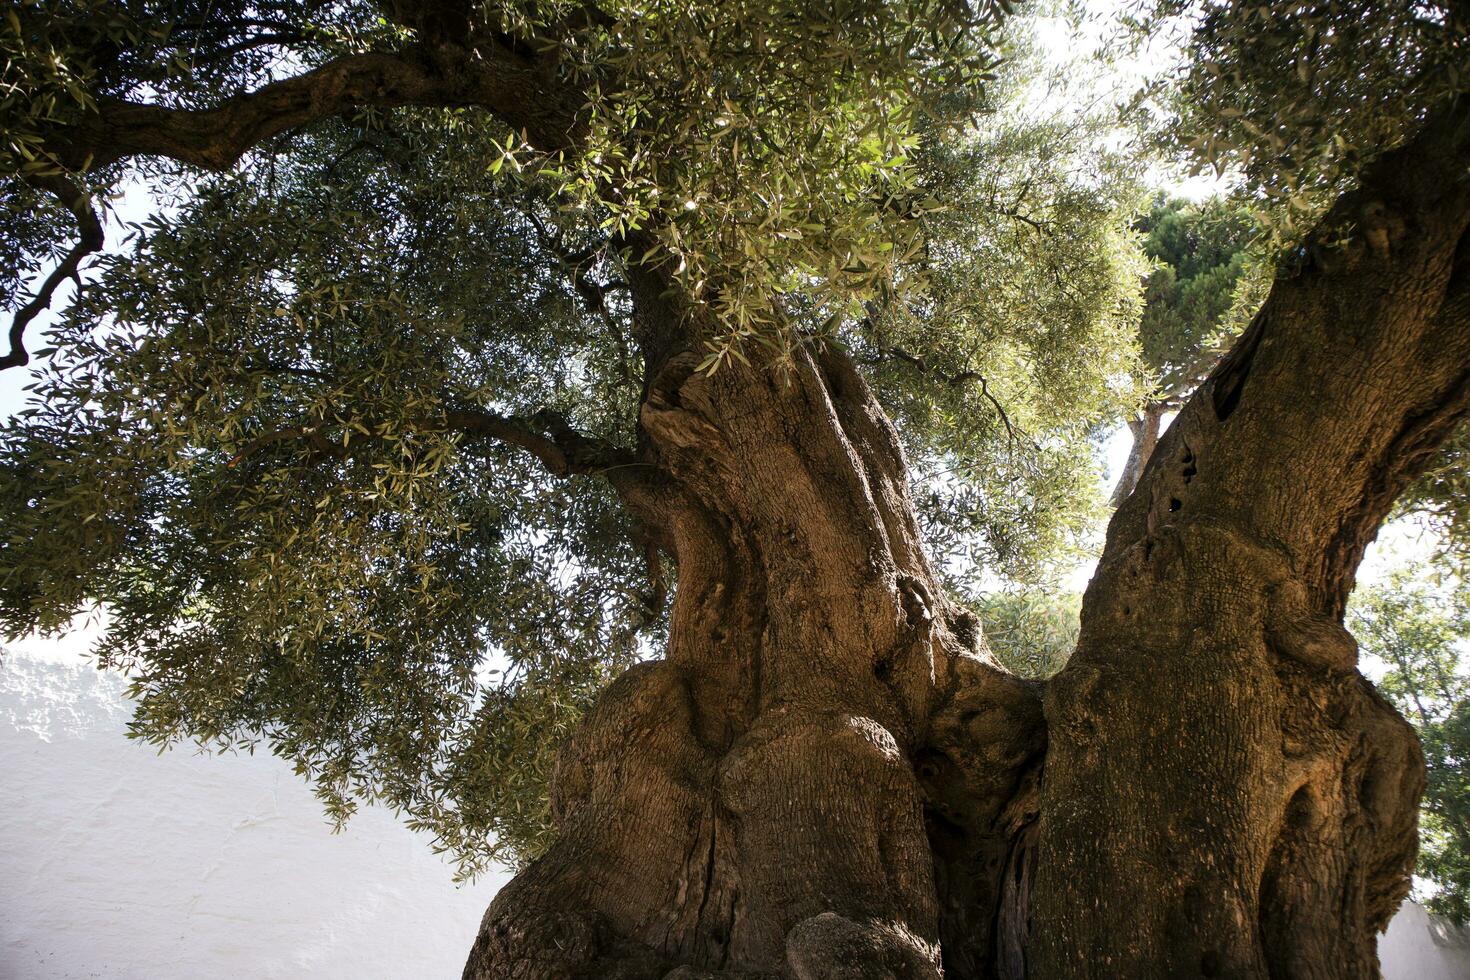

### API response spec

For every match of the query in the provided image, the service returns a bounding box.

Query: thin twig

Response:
[883,344,1025,446]
[2,176,104,371]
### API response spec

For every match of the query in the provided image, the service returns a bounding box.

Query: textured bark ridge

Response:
[462,107,1470,978]
[463,342,1044,979]
[1033,106,1470,979]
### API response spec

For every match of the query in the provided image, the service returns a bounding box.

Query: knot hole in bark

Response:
[1211,312,1268,422]
[897,574,932,627]
[948,610,981,651]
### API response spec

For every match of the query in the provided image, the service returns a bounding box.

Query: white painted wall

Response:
[3,645,1467,979]
[0,649,508,979]
[1381,899,1470,980]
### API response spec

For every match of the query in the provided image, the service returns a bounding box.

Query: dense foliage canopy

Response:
[1,0,1467,894]
[0,0,1148,871]
[1136,0,1470,235]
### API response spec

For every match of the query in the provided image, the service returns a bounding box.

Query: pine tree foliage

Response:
[1135,193,1266,402]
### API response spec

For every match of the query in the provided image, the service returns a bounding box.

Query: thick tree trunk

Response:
[1109,402,1164,508]
[24,4,1470,970]
[463,339,1045,978]
[463,107,1470,980]
[1033,106,1470,978]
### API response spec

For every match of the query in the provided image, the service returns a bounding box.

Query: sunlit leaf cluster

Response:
[975,588,1081,679]
[482,0,1013,361]
[852,26,1151,585]
[0,0,1158,871]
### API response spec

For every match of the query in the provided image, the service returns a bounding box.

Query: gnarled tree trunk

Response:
[1033,106,1470,978]
[20,2,1469,974]
[464,106,1470,980]
[463,297,1045,978]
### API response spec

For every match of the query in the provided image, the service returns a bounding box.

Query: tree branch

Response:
[10,37,586,370]
[1,176,104,371]
[224,425,334,465]
[226,405,637,481]
[446,407,636,477]
[187,32,308,67]
[869,344,1026,446]
[996,205,1050,236]
[520,208,638,385]
[48,42,585,175]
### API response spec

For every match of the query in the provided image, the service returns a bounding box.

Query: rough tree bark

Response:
[461,258,1048,978]
[1033,103,1470,979]
[467,103,1470,979]
[16,29,1047,975]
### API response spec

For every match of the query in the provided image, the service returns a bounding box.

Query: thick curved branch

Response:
[1,176,103,371]
[1104,96,1470,616]
[9,26,592,372]
[48,42,585,175]
[13,37,584,371]
[446,407,636,478]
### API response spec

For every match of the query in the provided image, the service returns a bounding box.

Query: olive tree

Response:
[2,1,1468,977]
